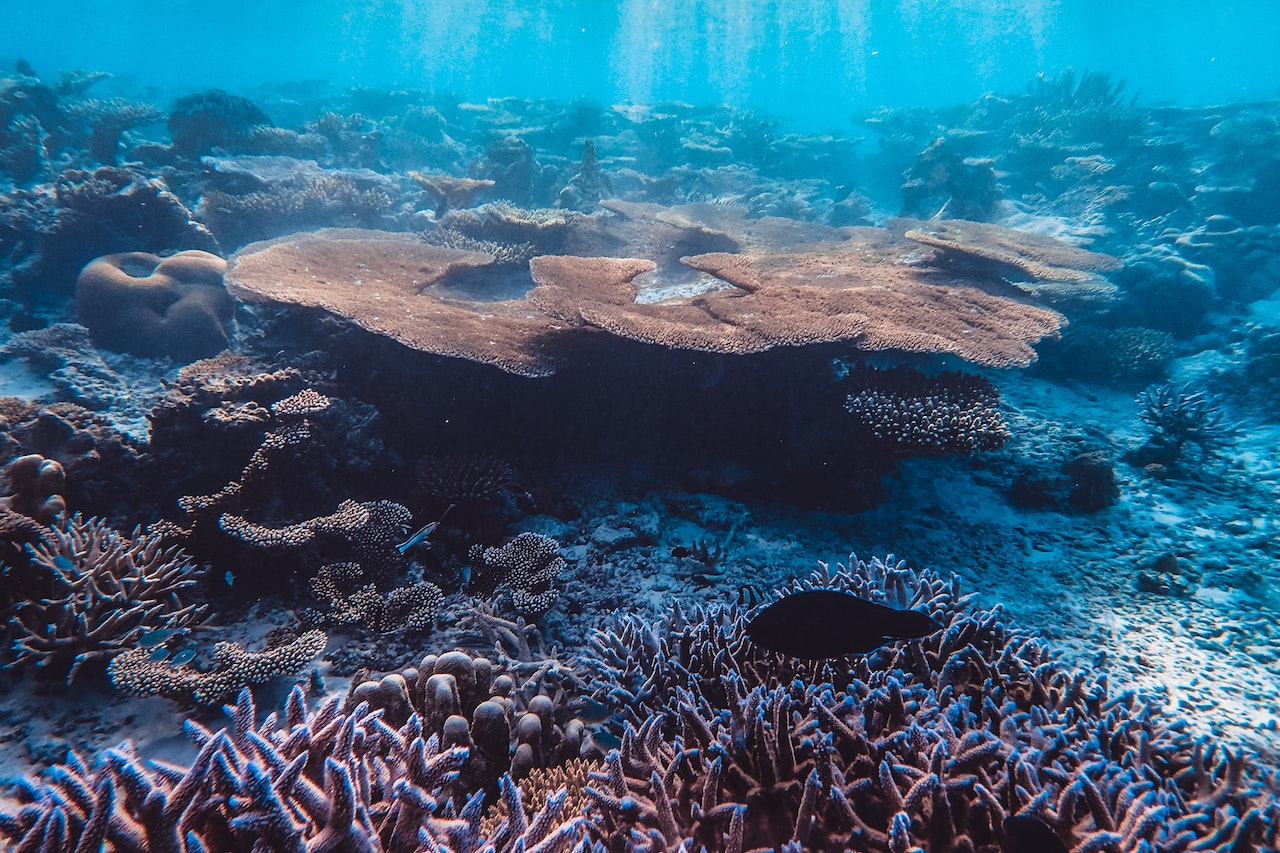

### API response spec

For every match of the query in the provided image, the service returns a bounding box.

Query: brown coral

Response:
[228,229,564,377]
[530,242,1064,368]
[0,452,66,523]
[902,217,1121,282]
[75,249,232,362]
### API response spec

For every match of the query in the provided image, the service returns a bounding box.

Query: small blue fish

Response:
[395,521,439,555]
[148,646,171,662]
[224,570,234,587]
[169,648,197,666]
[139,628,176,647]
[53,555,75,571]
[576,699,612,725]
[588,729,622,752]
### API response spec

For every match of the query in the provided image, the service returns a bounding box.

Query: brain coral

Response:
[75,249,232,362]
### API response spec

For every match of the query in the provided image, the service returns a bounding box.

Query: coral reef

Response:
[3,166,218,307]
[0,452,65,523]
[843,365,1010,455]
[74,249,232,362]
[108,629,326,705]
[4,514,206,682]
[0,685,590,852]
[167,89,273,158]
[468,532,567,616]
[578,556,1280,852]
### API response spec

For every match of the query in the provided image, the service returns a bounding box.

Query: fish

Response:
[743,590,940,659]
[148,646,171,662]
[1002,815,1069,853]
[586,728,622,752]
[670,546,691,559]
[736,584,765,609]
[396,521,440,554]
[52,555,76,572]
[575,699,613,725]
[224,570,235,587]
[169,648,197,666]
[139,628,176,647]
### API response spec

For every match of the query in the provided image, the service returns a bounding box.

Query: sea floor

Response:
[2,326,1278,790]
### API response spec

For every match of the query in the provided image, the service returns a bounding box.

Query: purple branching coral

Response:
[577,556,1280,852]
[0,687,592,853]
[4,514,207,682]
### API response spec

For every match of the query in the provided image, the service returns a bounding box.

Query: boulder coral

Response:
[75,249,232,362]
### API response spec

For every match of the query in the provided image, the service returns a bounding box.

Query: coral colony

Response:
[1,63,1279,853]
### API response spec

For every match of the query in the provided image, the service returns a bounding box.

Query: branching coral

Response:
[468,532,567,616]
[843,365,1010,454]
[0,686,591,852]
[309,561,444,634]
[5,514,206,682]
[1135,382,1234,464]
[577,556,1280,852]
[108,629,326,705]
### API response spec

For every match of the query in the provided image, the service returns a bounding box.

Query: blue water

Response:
[6,0,1279,131]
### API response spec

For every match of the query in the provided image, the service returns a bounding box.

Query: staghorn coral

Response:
[0,685,592,852]
[108,629,327,705]
[74,249,232,362]
[468,532,567,616]
[843,365,1010,455]
[4,514,206,682]
[577,556,1280,852]
[1129,382,1234,469]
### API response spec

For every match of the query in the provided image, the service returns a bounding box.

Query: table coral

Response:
[75,248,231,362]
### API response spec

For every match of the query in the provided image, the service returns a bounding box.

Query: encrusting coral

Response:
[74,249,232,362]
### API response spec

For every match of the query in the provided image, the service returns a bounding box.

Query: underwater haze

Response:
[3,1,1280,852]
[7,0,1280,129]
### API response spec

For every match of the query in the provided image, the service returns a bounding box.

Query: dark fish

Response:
[588,729,622,752]
[1002,815,1068,853]
[575,699,613,725]
[670,546,691,559]
[169,648,197,666]
[744,590,940,659]
[148,646,171,662]
[736,584,765,609]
